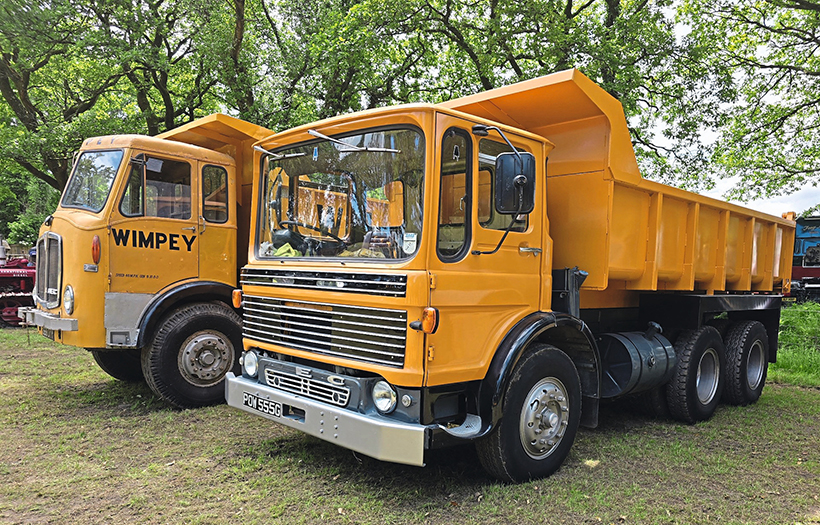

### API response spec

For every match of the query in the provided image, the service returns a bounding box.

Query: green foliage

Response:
[680,0,820,203]
[773,301,820,387]
[5,177,60,246]
[0,168,27,239]
[0,0,818,216]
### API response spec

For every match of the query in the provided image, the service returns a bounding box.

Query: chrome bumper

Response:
[225,373,428,466]
[18,307,78,331]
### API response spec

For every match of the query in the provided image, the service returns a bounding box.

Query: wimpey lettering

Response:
[112,228,196,251]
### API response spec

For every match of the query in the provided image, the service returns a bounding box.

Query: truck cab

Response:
[22,114,272,408]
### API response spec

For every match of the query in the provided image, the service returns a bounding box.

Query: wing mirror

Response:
[495,151,535,215]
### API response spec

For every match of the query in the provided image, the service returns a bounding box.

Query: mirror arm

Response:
[471,124,522,163]
[472,185,525,256]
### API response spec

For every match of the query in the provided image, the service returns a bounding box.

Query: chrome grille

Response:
[264,368,350,407]
[241,268,407,297]
[35,232,62,309]
[243,296,407,367]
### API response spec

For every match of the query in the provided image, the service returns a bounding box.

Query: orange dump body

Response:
[442,70,795,309]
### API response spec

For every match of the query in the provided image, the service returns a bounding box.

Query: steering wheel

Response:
[280,220,346,244]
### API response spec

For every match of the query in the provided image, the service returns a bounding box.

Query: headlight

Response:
[63,285,74,315]
[372,380,397,413]
[242,351,258,378]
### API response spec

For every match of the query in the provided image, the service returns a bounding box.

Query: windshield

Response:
[61,150,124,212]
[258,127,425,261]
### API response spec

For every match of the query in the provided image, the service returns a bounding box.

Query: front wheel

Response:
[476,344,581,482]
[142,302,241,408]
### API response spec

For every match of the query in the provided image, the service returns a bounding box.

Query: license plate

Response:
[42,328,55,341]
[243,392,282,418]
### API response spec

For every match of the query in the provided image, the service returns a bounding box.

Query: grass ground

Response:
[0,326,818,525]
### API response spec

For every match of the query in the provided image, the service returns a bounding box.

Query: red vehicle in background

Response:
[0,240,36,326]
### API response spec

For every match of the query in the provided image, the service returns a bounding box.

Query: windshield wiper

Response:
[308,129,401,154]
[254,145,307,160]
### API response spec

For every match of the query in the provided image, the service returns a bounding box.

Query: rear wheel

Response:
[142,302,241,408]
[633,385,670,419]
[666,326,725,423]
[91,349,144,382]
[476,344,581,482]
[723,321,768,406]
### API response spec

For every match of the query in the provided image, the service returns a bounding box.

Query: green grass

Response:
[771,301,820,386]
[1,320,819,524]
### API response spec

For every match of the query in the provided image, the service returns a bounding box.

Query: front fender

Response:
[136,281,237,348]
[477,311,601,433]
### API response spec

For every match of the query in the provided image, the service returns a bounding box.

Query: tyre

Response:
[666,326,725,423]
[633,385,669,419]
[723,320,768,406]
[476,344,581,482]
[706,318,731,339]
[142,302,241,408]
[91,349,144,382]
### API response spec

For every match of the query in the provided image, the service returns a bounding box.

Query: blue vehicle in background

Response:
[791,216,820,302]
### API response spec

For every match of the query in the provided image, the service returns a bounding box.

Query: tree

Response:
[0,0,127,191]
[679,0,820,202]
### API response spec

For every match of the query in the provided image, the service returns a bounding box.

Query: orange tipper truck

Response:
[20,114,272,408]
[226,69,795,482]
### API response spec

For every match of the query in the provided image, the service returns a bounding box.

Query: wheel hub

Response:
[520,377,570,459]
[178,331,234,387]
[696,347,720,405]
[746,340,765,390]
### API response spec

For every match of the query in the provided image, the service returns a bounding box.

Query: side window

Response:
[120,163,144,217]
[120,155,191,219]
[478,138,527,232]
[146,157,191,219]
[437,128,472,260]
[202,165,228,223]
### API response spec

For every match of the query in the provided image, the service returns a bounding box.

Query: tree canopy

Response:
[0,0,818,231]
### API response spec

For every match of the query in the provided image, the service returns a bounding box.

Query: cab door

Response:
[109,153,199,294]
[197,162,237,285]
[426,113,544,387]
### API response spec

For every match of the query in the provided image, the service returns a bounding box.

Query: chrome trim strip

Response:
[244,328,404,362]
[244,319,406,350]
[243,310,406,338]
[243,295,405,314]
[240,269,407,297]
[243,301,407,324]
[225,373,427,466]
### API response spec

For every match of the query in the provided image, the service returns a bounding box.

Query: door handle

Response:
[519,246,542,255]
[199,215,206,234]
[181,225,196,232]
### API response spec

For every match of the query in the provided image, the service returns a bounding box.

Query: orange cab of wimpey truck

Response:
[20,114,272,408]
[225,69,796,482]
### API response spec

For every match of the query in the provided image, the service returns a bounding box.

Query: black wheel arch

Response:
[136,281,239,348]
[477,311,601,434]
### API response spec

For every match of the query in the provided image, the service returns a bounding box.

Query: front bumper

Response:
[225,372,429,466]
[18,307,78,331]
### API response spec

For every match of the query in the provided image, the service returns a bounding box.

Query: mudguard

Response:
[136,281,237,348]
[478,311,601,431]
